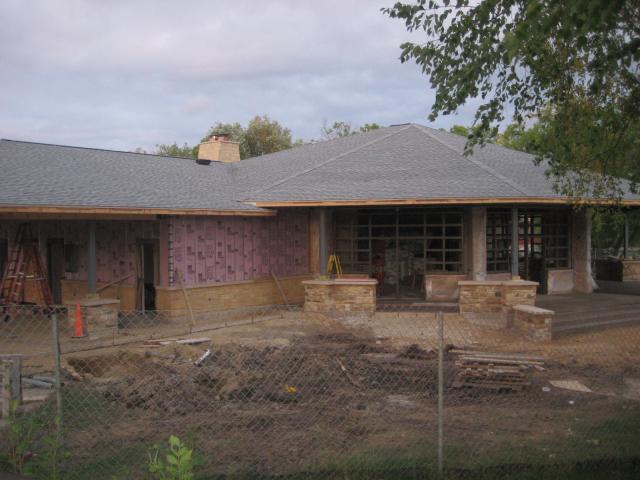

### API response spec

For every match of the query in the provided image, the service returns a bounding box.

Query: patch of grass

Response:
[59,441,148,480]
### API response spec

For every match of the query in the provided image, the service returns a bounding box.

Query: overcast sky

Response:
[0,0,482,152]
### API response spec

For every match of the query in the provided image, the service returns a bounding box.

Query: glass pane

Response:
[445,251,462,263]
[427,238,443,250]
[445,238,461,250]
[426,225,442,237]
[426,214,442,224]
[445,226,462,237]
[399,226,423,237]
[371,226,395,237]
[399,214,423,225]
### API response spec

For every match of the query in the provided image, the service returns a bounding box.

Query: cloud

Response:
[182,95,212,114]
[0,0,484,151]
[0,0,413,79]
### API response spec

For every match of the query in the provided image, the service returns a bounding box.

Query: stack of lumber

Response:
[451,350,545,391]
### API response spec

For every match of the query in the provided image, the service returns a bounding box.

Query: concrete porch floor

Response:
[536,292,640,314]
[536,292,640,336]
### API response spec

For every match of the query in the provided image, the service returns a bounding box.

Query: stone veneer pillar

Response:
[469,206,487,280]
[572,209,593,293]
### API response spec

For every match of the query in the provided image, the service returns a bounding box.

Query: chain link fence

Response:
[2,303,640,479]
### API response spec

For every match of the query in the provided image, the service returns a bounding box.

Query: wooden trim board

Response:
[250,197,640,208]
[0,205,276,218]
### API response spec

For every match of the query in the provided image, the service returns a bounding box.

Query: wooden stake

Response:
[270,270,292,310]
[175,269,195,327]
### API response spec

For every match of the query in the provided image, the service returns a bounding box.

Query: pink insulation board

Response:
[169,209,310,287]
[1,209,310,290]
[0,220,161,285]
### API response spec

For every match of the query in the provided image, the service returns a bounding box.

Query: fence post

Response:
[437,310,444,479]
[1,360,12,419]
[52,313,63,435]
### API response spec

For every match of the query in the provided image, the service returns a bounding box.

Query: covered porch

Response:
[309,203,593,299]
[303,203,598,328]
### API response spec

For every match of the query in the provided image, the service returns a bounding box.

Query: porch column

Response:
[572,209,593,293]
[623,212,630,259]
[319,208,329,275]
[87,221,97,295]
[470,206,487,280]
[511,206,519,279]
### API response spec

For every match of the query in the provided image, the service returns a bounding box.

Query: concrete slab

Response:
[536,292,640,315]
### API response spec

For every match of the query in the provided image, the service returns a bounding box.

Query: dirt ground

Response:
[41,313,640,478]
[4,310,640,477]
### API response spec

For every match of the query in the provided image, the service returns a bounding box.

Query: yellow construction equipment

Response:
[327,254,343,277]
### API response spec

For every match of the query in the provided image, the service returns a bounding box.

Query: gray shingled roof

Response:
[0,140,262,212]
[238,123,640,203]
[2,123,637,212]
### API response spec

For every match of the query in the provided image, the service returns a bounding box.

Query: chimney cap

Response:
[208,130,233,141]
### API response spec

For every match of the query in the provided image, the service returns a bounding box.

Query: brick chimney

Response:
[197,134,240,164]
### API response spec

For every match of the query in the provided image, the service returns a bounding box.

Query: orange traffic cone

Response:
[73,302,86,338]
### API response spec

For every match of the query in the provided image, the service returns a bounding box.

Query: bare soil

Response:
[53,317,640,477]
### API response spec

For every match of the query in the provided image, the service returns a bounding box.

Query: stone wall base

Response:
[424,274,467,302]
[513,305,554,341]
[546,268,575,294]
[62,280,136,310]
[458,280,538,328]
[64,297,120,337]
[303,278,377,317]
[156,275,310,311]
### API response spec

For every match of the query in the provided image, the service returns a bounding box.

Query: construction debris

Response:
[22,377,54,389]
[158,337,210,346]
[452,350,545,392]
[194,349,212,367]
[549,380,592,393]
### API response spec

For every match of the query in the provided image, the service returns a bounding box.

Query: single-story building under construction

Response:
[1,123,639,328]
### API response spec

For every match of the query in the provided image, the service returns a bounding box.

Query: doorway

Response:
[136,240,158,311]
[0,239,7,279]
[47,239,65,304]
[518,210,571,292]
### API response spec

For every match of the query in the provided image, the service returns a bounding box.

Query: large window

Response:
[425,212,464,272]
[333,208,464,298]
[486,210,511,273]
[486,208,571,277]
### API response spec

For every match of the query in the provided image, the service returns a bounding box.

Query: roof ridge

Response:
[241,124,414,200]
[0,138,197,162]
[412,124,531,196]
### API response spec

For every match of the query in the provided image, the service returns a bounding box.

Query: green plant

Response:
[6,399,38,475]
[148,435,195,480]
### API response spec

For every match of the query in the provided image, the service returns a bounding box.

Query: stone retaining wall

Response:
[622,260,640,281]
[458,280,538,328]
[303,279,377,316]
[512,305,554,341]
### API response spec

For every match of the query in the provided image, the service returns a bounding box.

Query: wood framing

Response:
[0,205,276,218]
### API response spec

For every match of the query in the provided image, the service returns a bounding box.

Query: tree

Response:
[449,125,470,137]
[133,143,197,158]
[496,122,545,155]
[244,115,296,157]
[154,142,198,159]
[321,121,381,140]
[384,0,640,201]
[321,121,353,140]
[202,116,298,159]
[359,123,381,133]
